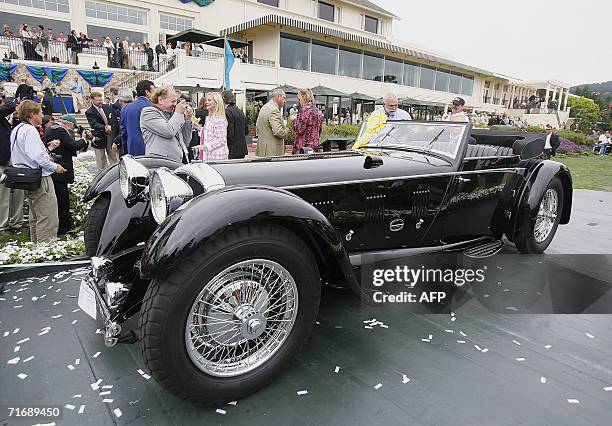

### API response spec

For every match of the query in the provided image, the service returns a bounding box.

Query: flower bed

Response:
[0,156,97,265]
[557,137,591,154]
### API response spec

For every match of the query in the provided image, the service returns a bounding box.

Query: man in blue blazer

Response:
[120,80,155,156]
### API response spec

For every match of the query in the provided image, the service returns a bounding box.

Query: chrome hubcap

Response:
[185,260,298,377]
[534,188,559,243]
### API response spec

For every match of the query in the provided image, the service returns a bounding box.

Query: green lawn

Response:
[555,154,612,192]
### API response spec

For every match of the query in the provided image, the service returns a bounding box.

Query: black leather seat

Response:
[465,144,514,158]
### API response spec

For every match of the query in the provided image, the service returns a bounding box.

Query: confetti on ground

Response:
[7,357,20,364]
[102,385,113,389]
[545,345,552,349]
[93,351,101,358]
[603,386,612,391]
[17,373,27,380]
[459,331,466,337]
[297,390,308,395]
[334,366,340,373]
[541,377,546,384]
[72,320,78,325]
[14,346,20,352]
[53,301,61,305]
[38,330,50,336]
[505,307,519,312]
[512,340,521,346]
[380,324,388,328]
[3,331,9,337]
[67,365,75,370]
[73,394,82,398]
[75,358,80,365]
[457,340,466,344]
[364,326,373,329]
[474,345,482,351]
[567,399,580,404]
[65,404,75,410]
[51,314,62,319]
[421,338,431,343]
[78,405,86,414]
[23,356,34,363]
[100,391,111,396]
[585,333,594,339]
[13,328,19,334]
[334,325,344,329]
[227,401,237,406]
[451,317,456,322]
[91,379,103,390]
[444,329,453,333]
[402,375,410,384]
[374,383,382,390]
[72,308,80,313]
[216,409,227,415]
[13,305,23,309]
[102,399,114,403]
[516,358,525,362]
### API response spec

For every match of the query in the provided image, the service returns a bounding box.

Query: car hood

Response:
[207,151,454,188]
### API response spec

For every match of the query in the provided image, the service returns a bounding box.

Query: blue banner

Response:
[224,38,234,90]
[0,63,17,81]
[76,69,114,87]
[25,65,69,84]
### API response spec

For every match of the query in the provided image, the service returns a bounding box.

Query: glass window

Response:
[257,0,279,6]
[404,61,420,87]
[384,57,403,84]
[280,33,309,71]
[318,1,334,22]
[83,1,145,26]
[449,72,462,94]
[311,40,337,75]
[435,68,450,92]
[461,75,474,96]
[338,47,361,79]
[364,15,378,34]
[86,24,146,43]
[419,65,435,90]
[362,52,383,81]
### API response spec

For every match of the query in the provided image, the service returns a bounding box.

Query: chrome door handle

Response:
[457,177,471,183]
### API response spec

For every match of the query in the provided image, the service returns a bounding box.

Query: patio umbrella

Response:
[166,29,248,49]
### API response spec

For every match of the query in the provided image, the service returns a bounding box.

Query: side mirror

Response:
[364,156,383,169]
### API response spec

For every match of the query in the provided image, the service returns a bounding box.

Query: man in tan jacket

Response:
[256,89,287,156]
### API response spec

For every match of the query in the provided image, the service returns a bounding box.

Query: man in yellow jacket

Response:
[256,89,287,156]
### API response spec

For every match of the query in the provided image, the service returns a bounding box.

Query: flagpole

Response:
[222,33,227,92]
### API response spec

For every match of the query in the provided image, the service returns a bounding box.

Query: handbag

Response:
[2,123,42,191]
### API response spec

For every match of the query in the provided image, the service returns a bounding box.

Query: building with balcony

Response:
[0,0,570,125]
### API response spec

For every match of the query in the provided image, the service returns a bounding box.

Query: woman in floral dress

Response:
[291,88,323,154]
[200,92,228,161]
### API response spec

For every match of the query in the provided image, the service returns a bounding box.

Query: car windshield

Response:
[355,121,468,160]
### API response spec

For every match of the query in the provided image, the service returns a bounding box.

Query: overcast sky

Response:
[375,0,611,86]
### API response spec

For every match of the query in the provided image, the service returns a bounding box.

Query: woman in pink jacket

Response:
[200,92,228,160]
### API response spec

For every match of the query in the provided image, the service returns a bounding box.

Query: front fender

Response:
[140,185,359,292]
[512,160,572,240]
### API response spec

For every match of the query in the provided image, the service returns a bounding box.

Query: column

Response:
[562,88,568,111]
[557,88,563,110]
[544,85,550,111]
[509,85,516,108]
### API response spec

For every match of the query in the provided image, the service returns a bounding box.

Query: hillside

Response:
[570,81,612,99]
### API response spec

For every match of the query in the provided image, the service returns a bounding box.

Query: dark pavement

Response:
[1,189,612,425]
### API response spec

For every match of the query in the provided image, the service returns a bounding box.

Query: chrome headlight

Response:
[149,167,193,224]
[119,155,150,203]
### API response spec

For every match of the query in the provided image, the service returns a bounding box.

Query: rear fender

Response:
[139,186,359,293]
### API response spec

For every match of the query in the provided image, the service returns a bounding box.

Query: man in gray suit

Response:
[256,89,287,157]
[140,86,192,164]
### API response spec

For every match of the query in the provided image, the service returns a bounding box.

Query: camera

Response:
[50,153,63,163]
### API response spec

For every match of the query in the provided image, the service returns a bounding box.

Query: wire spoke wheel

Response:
[534,188,558,243]
[185,259,299,377]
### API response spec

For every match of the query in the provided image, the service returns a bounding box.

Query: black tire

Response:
[84,193,110,257]
[515,177,563,254]
[139,224,321,405]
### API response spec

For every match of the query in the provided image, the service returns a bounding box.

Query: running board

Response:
[462,239,504,258]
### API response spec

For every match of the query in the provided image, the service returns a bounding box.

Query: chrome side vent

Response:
[411,188,430,220]
[365,194,386,224]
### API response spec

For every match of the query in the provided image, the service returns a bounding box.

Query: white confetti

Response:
[113,408,123,417]
[13,305,23,309]
[65,404,76,410]
[73,394,82,398]
[93,351,101,358]
[334,366,340,373]
[67,365,75,370]
[364,326,373,329]
[516,358,525,362]
[38,330,50,336]
[137,369,145,375]
[23,356,34,363]
[505,306,519,312]
[380,324,388,329]
[16,337,29,344]
[227,401,237,406]
[374,383,382,390]
[7,357,20,364]
[585,333,594,339]
[13,328,19,334]
[402,375,410,384]
[78,405,86,414]
[541,377,547,384]
[481,348,489,353]
[474,345,482,351]
[544,345,552,349]
[51,314,62,319]
[142,374,151,380]
[72,308,80,313]
[72,320,78,325]
[603,386,612,391]
[428,334,433,340]
[216,409,227,415]
[297,390,308,395]
[444,329,454,333]
[512,340,521,346]
[31,297,38,301]
[459,331,466,337]
[102,399,114,403]
[53,301,62,305]
[421,339,430,343]
[102,385,113,389]
[3,331,9,337]
[567,399,580,404]
[99,391,111,396]
[457,340,466,344]
[450,317,456,322]
[75,358,80,365]
[17,373,27,379]
[14,345,20,352]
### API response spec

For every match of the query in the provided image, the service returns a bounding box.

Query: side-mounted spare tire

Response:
[138,224,321,405]
[84,193,110,257]
[514,177,563,254]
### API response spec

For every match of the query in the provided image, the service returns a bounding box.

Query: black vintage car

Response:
[79,121,572,404]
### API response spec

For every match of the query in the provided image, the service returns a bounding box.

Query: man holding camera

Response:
[86,91,117,170]
[43,114,88,235]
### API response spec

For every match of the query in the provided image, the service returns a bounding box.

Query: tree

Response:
[568,96,601,134]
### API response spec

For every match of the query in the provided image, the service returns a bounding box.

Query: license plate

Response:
[78,278,97,320]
